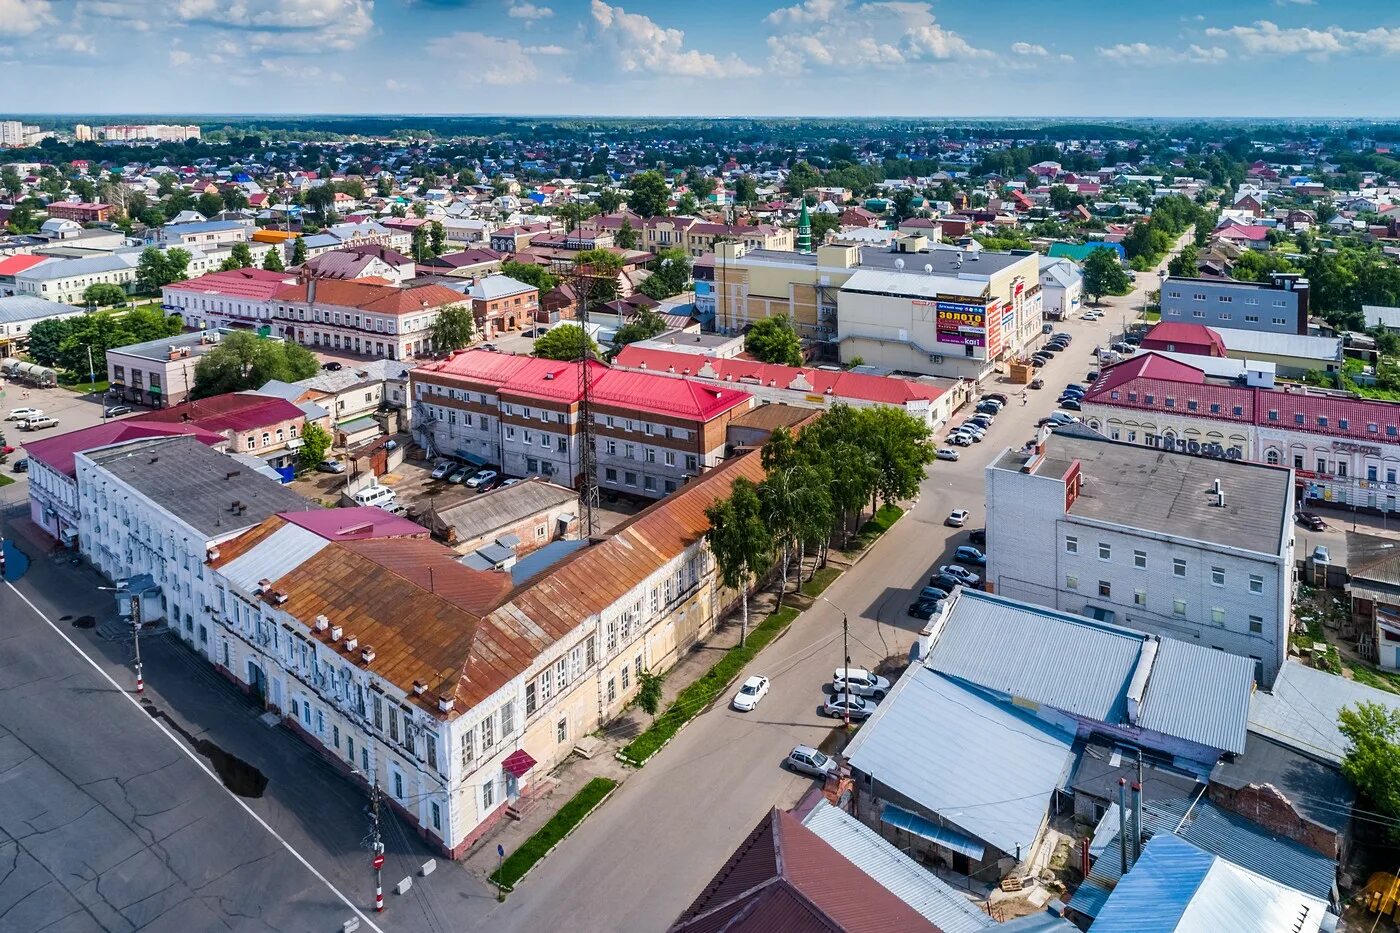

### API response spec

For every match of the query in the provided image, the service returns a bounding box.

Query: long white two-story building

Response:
[985,427,1295,686]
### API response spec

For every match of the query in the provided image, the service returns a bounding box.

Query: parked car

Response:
[968,528,987,546]
[1053,332,1072,342]
[935,447,960,462]
[919,585,949,603]
[1313,545,1331,564]
[833,667,891,700]
[786,745,836,779]
[954,545,986,565]
[1059,398,1082,411]
[1111,341,1134,354]
[1124,333,1143,345]
[317,458,346,474]
[11,457,28,473]
[431,460,457,480]
[939,564,981,586]
[958,423,986,440]
[1029,378,1045,389]
[1296,510,1326,531]
[928,573,964,594]
[945,508,969,527]
[823,694,874,720]
[20,416,58,431]
[1083,311,1103,321]
[1063,384,1087,395]
[1042,322,1055,334]
[321,361,343,371]
[104,405,133,417]
[480,343,499,352]
[6,407,42,421]
[1085,371,1100,382]
[975,402,1002,416]
[447,465,474,484]
[907,598,940,620]
[465,469,498,488]
[947,433,973,447]
[732,675,770,712]
[968,414,994,428]
[983,393,1009,405]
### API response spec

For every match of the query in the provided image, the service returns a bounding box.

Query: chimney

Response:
[329,624,343,641]
[307,276,316,306]
[360,645,376,664]
[438,695,456,713]
[314,614,329,632]
[343,634,358,652]
[1118,778,1129,875]
[1130,782,1143,866]
[412,680,428,696]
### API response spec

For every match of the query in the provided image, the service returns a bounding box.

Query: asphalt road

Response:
[464,256,1184,932]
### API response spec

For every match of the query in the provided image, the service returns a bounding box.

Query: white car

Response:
[1083,311,1103,321]
[945,509,970,527]
[466,469,498,488]
[936,448,960,461]
[958,423,986,439]
[939,564,981,586]
[732,675,769,712]
[6,407,42,421]
[947,433,973,447]
[833,667,891,700]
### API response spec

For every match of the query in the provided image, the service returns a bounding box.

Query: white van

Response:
[351,484,398,509]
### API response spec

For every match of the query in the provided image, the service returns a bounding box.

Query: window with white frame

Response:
[1065,535,1078,554]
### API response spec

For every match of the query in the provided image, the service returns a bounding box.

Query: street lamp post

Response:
[97,581,144,692]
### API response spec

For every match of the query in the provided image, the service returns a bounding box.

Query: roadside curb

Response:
[493,782,619,895]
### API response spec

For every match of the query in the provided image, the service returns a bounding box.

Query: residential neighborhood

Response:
[11,3,1400,932]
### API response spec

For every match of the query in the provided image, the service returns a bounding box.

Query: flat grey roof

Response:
[109,328,228,362]
[859,244,1031,276]
[85,435,315,538]
[1021,430,1291,555]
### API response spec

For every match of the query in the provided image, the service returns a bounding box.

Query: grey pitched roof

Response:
[1249,660,1400,764]
[17,251,140,281]
[1135,638,1256,754]
[800,801,991,933]
[429,479,576,545]
[292,358,409,393]
[470,274,535,301]
[84,435,316,538]
[0,295,85,324]
[1210,733,1354,833]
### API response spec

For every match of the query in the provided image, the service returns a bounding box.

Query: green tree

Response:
[428,221,446,257]
[609,309,668,356]
[1049,184,1074,211]
[627,170,670,218]
[596,187,623,214]
[263,248,285,271]
[572,248,625,302]
[860,404,936,510]
[297,421,333,473]
[705,477,773,646]
[290,236,308,266]
[411,225,431,262]
[637,247,690,300]
[635,669,664,721]
[135,246,191,292]
[615,218,639,250]
[533,323,598,361]
[229,242,254,269]
[1082,248,1132,303]
[744,316,803,366]
[411,201,428,219]
[429,304,476,353]
[500,261,560,294]
[784,161,821,198]
[1340,701,1400,842]
[1232,250,1299,284]
[376,175,393,198]
[0,166,21,198]
[196,190,224,218]
[25,318,69,367]
[675,193,699,217]
[733,175,758,205]
[891,188,916,221]
[304,184,336,221]
[191,331,319,398]
[1167,243,1199,279]
[82,283,128,308]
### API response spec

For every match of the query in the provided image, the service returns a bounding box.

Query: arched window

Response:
[1266,448,1281,465]
[261,432,271,447]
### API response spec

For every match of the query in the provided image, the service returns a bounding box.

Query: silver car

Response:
[785,745,836,779]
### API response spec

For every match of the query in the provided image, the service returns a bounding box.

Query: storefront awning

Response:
[880,804,986,860]
[502,748,536,779]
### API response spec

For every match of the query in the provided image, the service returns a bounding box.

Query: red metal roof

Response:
[273,279,463,316]
[501,748,536,778]
[0,254,54,276]
[417,350,754,421]
[140,393,307,435]
[1140,322,1228,357]
[613,346,945,406]
[22,420,226,477]
[166,268,293,301]
[280,507,427,541]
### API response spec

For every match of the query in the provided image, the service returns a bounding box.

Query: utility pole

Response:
[842,615,852,729]
[130,593,144,693]
[368,770,385,913]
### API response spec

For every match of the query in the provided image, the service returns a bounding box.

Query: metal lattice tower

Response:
[561,259,601,538]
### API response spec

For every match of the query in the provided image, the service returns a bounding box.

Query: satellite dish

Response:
[894,258,905,270]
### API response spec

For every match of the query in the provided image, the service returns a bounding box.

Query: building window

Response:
[1133,550,1146,569]
[1173,558,1187,577]
[1173,598,1187,616]
[431,802,441,831]
[1065,535,1078,554]
[1066,575,1078,590]
[1098,580,1111,598]
[1249,615,1265,634]
[482,779,494,811]
[621,665,630,689]
[393,772,404,800]
[1134,589,1146,606]
[556,718,568,743]
[607,677,616,703]
[1211,567,1225,586]
[1098,542,1110,561]
[1249,574,1263,594]
[1211,607,1225,624]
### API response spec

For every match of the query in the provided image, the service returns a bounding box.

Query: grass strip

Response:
[621,606,800,766]
[800,566,840,598]
[490,777,618,892]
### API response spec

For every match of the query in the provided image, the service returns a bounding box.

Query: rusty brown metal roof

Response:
[670,808,942,933]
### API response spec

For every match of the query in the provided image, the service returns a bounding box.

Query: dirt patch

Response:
[141,700,268,798]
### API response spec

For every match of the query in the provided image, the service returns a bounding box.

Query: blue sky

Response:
[3,0,1400,117]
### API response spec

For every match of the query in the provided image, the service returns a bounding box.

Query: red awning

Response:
[502,749,537,779]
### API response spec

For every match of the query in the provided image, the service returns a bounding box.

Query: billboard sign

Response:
[934,301,986,347]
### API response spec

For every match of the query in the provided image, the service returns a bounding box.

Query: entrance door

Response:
[247,660,267,706]
[505,772,520,801]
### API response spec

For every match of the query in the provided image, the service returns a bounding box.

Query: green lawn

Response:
[490,777,618,892]
[59,379,109,395]
[800,566,841,598]
[620,605,801,767]
[850,504,904,552]
[0,474,13,488]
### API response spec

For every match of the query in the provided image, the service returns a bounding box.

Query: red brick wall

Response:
[1208,781,1343,859]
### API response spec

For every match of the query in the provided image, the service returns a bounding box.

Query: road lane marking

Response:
[4,580,387,933]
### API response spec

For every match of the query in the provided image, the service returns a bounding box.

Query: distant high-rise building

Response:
[74,123,93,142]
[99,124,201,143]
[0,121,28,147]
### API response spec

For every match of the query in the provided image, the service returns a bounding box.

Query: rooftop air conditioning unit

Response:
[360,646,376,664]
[412,681,428,696]
[343,635,358,652]
[329,624,343,641]
[314,614,330,632]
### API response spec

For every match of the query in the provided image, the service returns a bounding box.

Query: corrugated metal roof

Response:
[1143,797,1337,901]
[880,805,985,859]
[1249,660,1400,765]
[845,668,1075,857]
[1091,833,1327,933]
[841,267,988,299]
[1136,638,1253,755]
[219,522,328,593]
[928,590,1143,724]
[995,913,1078,932]
[801,801,991,933]
[429,479,578,545]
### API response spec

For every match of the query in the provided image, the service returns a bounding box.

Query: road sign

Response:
[497,844,505,858]
[372,853,385,871]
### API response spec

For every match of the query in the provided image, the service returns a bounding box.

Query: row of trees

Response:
[1121,194,1210,271]
[27,306,184,377]
[190,330,320,399]
[707,406,936,643]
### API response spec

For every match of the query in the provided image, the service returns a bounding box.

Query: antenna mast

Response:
[562,258,601,539]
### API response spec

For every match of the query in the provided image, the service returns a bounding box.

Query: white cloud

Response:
[507,1,552,19]
[175,0,375,52]
[1097,41,1227,65]
[427,30,541,85]
[0,0,53,35]
[590,1,759,78]
[77,0,151,30]
[1205,20,1346,56]
[169,49,194,67]
[525,43,568,55]
[1011,41,1047,56]
[765,0,991,74]
[55,34,98,54]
